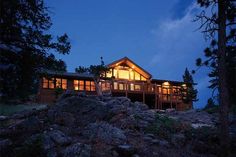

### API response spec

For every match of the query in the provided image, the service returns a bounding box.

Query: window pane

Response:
[74,80,79,90]
[119,83,126,90]
[56,78,62,88]
[119,70,129,79]
[134,72,140,80]
[141,76,146,81]
[130,71,134,80]
[113,82,118,90]
[62,79,67,89]
[114,69,118,78]
[49,79,54,89]
[43,77,48,88]
[85,81,91,91]
[91,81,95,91]
[130,84,134,91]
[79,80,84,90]
[134,85,141,91]
[106,69,112,78]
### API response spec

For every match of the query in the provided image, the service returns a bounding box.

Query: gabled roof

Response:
[107,57,152,79]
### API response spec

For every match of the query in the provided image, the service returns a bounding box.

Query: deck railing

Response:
[99,80,183,102]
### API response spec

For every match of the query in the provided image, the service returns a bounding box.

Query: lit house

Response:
[38,57,193,110]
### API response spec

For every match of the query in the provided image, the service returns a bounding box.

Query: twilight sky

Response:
[46,0,212,108]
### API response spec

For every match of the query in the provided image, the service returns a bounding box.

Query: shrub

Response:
[145,114,183,140]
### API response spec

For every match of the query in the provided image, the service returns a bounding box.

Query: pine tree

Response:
[182,68,198,103]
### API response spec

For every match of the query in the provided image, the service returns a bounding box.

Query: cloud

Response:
[149,2,212,108]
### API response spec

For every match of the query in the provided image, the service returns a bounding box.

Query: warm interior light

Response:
[182,84,186,87]
[163,82,170,86]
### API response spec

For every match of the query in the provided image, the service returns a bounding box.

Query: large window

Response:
[85,81,96,91]
[56,78,67,89]
[43,77,67,89]
[119,69,129,79]
[74,80,84,91]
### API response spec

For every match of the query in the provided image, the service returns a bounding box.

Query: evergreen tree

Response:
[0,0,70,100]
[181,68,198,103]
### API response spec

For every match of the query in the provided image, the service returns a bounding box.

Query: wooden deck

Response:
[99,80,189,110]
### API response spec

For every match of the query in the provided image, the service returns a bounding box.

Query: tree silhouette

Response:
[194,0,236,155]
[181,68,198,103]
[0,0,71,100]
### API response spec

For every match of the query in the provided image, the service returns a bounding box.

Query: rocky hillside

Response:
[0,94,235,157]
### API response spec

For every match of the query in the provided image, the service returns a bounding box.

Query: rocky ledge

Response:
[0,94,235,157]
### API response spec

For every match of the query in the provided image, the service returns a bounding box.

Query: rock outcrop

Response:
[0,95,234,157]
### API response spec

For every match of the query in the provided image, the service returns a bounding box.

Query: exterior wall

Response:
[38,77,97,104]
[38,76,193,111]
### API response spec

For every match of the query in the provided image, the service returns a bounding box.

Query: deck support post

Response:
[154,83,157,109]
[142,82,145,104]
[125,81,128,97]
[170,85,173,108]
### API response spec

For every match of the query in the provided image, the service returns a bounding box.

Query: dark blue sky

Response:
[46,0,212,108]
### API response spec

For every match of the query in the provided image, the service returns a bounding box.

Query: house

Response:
[38,57,193,110]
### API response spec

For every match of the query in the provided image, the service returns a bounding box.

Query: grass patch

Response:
[0,103,47,116]
[145,114,185,140]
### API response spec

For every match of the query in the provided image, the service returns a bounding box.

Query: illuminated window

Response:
[42,77,55,89]
[130,84,134,91]
[113,82,118,90]
[85,81,91,91]
[62,79,67,89]
[74,80,79,90]
[55,78,67,89]
[101,82,110,91]
[119,69,129,79]
[91,81,96,91]
[113,69,118,78]
[49,79,54,89]
[134,71,140,80]
[134,85,141,91]
[43,77,49,88]
[130,71,134,80]
[56,78,61,88]
[74,80,84,91]
[141,76,146,81]
[106,69,112,78]
[119,83,125,90]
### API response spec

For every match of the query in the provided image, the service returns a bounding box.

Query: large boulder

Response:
[82,121,126,145]
[49,97,108,127]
